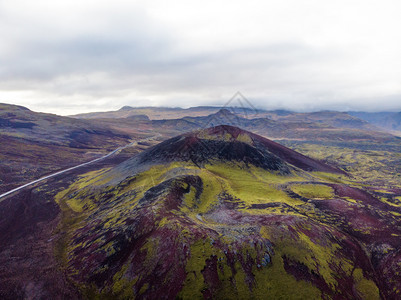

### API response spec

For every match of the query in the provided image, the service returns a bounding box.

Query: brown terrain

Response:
[0,103,157,193]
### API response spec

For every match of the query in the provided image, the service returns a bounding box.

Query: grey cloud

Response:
[1,0,401,114]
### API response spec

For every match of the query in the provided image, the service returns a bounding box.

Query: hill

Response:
[120,125,345,175]
[149,109,399,146]
[2,126,401,298]
[349,111,401,133]
[72,106,400,144]
[0,103,142,193]
[71,106,220,120]
[71,105,382,131]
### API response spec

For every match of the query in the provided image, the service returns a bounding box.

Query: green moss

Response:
[236,133,254,144]
[312,172,347,184]
[260,225,354,297]
[342,196,358,203]
[353,268,380,300]
[54,187,71,204]
[196,171,222,213]
[291,144,401,188]
[205,163,305,208]
[182,183,198,210]
[179,238,219,298]
[374,189,393,194]
[75,168,112,188]
[179,232,324,299]
[197,131,234,142]
[66,197,87,212]
[111,264,136,298]
[250,250,322,300]
[379,196,401,207]
[290,184,334,199]
[207,162,304,185]
[139,283,149,295]
[141,238,160,267]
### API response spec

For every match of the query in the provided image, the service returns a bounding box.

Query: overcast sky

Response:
[1,0,401,115]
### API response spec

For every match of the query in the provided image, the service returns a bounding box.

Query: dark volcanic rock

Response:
[126,125,345,175]
[140,135,290,173]
[125,114,150,121]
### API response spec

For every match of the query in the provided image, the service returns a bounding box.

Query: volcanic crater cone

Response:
[124,125,344,175]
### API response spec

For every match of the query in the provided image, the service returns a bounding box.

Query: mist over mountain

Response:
[349,111,401,132]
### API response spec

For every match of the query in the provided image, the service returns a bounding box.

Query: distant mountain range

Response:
[349,111,401,132]
[0,103,139,193]
[72,105,400,140]
[72,105,401,133]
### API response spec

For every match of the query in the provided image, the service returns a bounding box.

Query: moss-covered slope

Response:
[52,126,401,299]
